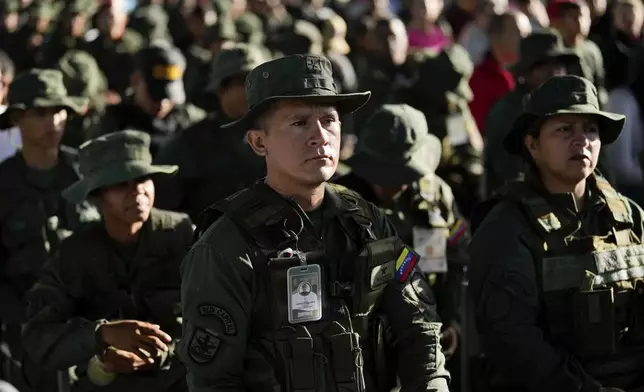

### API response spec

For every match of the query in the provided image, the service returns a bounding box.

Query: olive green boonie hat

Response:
[504,75,625,155]
[346,104,442,187]
[222,54,371,130]
[62,130,178,204]
[0,69,88,129]
[207,43,268,92]
[510,30,580,75]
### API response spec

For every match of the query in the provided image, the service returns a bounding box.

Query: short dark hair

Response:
[252,101,279,131]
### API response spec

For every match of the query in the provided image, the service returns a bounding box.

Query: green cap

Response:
[412,45,474,102]
[235,12,265,46]
[62,130,178,203]
[29,1,57,19]
[56,50,108,98]
[504,75,625,155]
[346,104,442,187]
[510,30,580,75]
[223,54,371,130]
[0,68,88,129]
[207,43,268,92]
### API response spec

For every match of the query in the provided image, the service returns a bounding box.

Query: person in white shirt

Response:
[0,51,21,163]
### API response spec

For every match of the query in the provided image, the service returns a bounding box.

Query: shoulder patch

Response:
[395,247,420,283]
[198,304,237,335]
[188,328,220,364]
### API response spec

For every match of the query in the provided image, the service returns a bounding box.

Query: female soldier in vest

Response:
[22,130,194,391]
[469,75,644,392]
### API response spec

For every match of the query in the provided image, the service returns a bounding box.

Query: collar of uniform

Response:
[523,167,605,214]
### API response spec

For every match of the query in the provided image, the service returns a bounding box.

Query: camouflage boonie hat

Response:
[65,0,97,14]
[504,75,625,155]
[62,130,178,203]
[346,104,442,187]
[207,43,268,92]
[0,69,88,129]
[223,54,371,130]
[510,30,580,75]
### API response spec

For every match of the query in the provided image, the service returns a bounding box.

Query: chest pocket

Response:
[353,236,405,316]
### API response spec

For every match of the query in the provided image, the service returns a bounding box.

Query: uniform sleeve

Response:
[177,224,254,392]
[468,203,601,392]
[22,253,100,370]
[370,204,451,392]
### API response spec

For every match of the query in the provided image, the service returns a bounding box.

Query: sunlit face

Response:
[613,2,644,37]
[525,113,601,184]
[99,177,155,225]
[14,107,68,149]
[247,101,342,187]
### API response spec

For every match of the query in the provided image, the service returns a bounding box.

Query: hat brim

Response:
[510,50,580,75]
[504,105,626,155]
[62,160,178,204]
[345,135,440,187]
[0,96,88,130]
[221,91,372,131]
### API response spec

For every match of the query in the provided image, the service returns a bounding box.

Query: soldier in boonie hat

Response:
[345,104,442,188]
[0,68,88,130]
[63,130,177,203]
[504,74,624,156]
[224,53,370,131]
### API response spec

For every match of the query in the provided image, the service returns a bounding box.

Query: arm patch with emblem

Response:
[198,304,237,336]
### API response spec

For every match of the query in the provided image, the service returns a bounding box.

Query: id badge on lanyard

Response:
[412,227,448,273]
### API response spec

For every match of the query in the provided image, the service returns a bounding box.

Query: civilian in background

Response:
[0,51,20,163]
[459,0,509,65]
[406,0,452,51]
[445,0,477,39]
[605,51,644,205]
[512,0,550,30]
[595,0,644,90]
[469,10,532,132]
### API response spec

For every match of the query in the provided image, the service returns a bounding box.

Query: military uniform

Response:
[95,42,206,156]
[469,76,644,391]
[37,0,97,68]
[336,104,469,391]
[56,50,108,148]
[155,44,268,222]
[391,45,484,218]
[483,31,580,196]
[82,27,144,98]
[178,55,450,392]
[23,131,193,392]
[0,69,99,389]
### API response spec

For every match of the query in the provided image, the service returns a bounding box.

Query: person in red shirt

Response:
[469,9,531,132]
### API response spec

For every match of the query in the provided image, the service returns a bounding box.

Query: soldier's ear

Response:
[247,129,267,156]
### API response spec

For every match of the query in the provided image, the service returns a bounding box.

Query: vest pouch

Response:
[284,325,316,392]
[573,287,616,359]
[353,237,402,315]
[321,320,365,392]
[624,280,644,347]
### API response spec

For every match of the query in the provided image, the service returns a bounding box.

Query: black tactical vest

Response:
[504,175,644,387]
[194,182,404,392]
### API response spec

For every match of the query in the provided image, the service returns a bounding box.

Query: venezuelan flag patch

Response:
[395,247,420,283]
[447,219,467,247]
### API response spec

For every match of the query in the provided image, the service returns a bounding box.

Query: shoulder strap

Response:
[330,183,380,242]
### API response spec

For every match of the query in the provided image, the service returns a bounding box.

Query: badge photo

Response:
[286,264,323,324]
